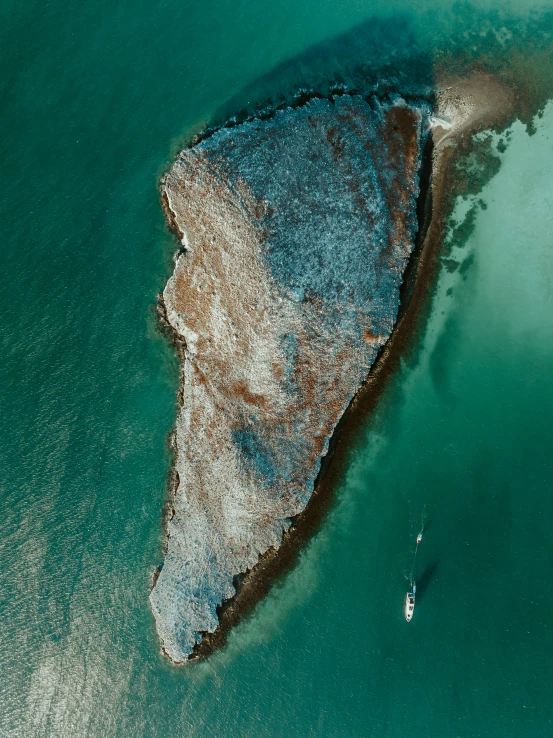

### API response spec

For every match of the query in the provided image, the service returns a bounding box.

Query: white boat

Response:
[404,584,416,622]
[404,528,423,620]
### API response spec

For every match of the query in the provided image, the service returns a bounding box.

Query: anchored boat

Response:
[404,529,423,621]
[404,584,416,622]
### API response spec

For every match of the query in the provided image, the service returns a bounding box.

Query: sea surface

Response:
[2,0,553,736]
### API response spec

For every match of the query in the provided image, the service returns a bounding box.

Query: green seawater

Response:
[2,0,553,736]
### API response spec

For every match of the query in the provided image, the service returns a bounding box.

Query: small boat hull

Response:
[404,591,415,622]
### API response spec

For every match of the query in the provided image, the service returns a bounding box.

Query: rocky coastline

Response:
[151,77,516,663]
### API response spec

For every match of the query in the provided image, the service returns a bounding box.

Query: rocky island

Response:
[150,93,432,662]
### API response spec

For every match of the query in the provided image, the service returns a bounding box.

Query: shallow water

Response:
[2,0,553,736]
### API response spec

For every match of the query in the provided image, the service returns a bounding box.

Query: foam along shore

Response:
[151,77,515,664]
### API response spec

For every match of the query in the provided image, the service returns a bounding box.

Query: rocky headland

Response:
[150,93,433,662]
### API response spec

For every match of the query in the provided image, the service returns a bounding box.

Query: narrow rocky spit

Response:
[151,94,431,662]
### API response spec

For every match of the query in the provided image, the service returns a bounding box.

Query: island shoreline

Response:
[153,75,517,663]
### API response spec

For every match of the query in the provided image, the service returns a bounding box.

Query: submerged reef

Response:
[151,94,430,662]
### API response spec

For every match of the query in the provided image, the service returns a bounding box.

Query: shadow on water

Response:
[208,14,435,128]
[177,6,553,151]
[416,561,439,602]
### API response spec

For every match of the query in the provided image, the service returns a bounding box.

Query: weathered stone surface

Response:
[151,94,429,662]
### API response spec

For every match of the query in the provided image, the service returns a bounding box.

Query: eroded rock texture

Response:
[151,94,429,661]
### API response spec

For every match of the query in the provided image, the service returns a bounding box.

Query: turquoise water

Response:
[2,0,553,735]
